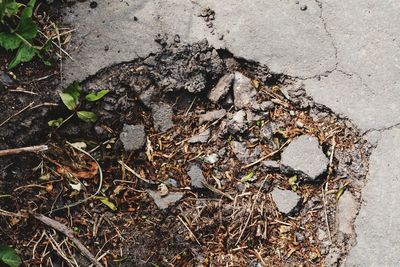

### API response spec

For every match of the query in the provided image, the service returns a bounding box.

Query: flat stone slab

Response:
[281,135,328,180]
[271,188,301,215]
[346,128,400,266]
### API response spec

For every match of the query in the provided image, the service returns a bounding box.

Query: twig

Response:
[235,179,266,246]
[242,139,290,169]
[0,145,48,157]
[118,160,157,184]
[322,187,332,242]
[202,181,234,201]
[32,213,103,267]
[177,216,201,245]
[0,101,34,127]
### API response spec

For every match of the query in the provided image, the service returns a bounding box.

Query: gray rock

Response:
[259,101,275,111]
[204,153,219,164]
[119,124,146,151]
[231,141,249,162]
[165,178,178,187]
[227,110,247,133]
[271,188,301,215]
[147,190,183,210]
[262,160,280,171]
[233,72,257,108]
[199,109,226,124]
[336,191,358,235]
[208,74,234,103]
[280,135,329,180]
[188,128,210,143]
[187,165,205,188]
[152,103,173,132]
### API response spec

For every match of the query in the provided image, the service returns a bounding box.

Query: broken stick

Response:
[0,145,48,157]
[32,213,103,267]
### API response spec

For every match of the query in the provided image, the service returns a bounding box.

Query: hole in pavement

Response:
[0,39,372,266]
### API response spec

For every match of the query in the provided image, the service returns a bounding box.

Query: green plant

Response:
[0,0,51,68]
[48,82,109,128]
[0,245,21,267]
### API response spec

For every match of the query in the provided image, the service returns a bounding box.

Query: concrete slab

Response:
[346,128,400,266]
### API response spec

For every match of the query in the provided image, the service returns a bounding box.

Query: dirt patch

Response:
[0,39,371,266]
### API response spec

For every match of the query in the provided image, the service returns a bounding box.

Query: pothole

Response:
[0,39,371,266]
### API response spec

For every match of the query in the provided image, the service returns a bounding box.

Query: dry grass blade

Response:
[0,145,48,157]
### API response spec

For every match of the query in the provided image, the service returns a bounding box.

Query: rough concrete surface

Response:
[63,0,400,264]
[346,129,400,266]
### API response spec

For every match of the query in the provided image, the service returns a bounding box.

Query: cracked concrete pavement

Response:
[63,0,400,265]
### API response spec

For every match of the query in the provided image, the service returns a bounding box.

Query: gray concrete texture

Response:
[63,0,400,265]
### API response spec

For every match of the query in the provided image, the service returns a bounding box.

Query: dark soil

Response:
[0,19,372,267]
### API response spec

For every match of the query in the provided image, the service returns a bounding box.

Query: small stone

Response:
[289,110,296,116]
[228,110,247,133]
[295,231,305,242]
[147,190,183,210]
[295,121,304,128]
[271,188,301,215]
[158,183,169,196]
[188,129,210,143]
[152,103,173,132]
[259,101,275,111]
[188,165,205,188]
[336,191,358,235]
[231,141,249,162]
[280,135,329,180]
[119,124,146,151]
[204,153,219,164]
[165,178,178,187]
[199,109,226,124]
[0,71,14,87]
[300,4,307,11]
[233,72,258,108]
[208,74,234,103]
[262,160,280,171]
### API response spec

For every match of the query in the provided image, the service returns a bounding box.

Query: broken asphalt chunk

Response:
[208,73,234,103]
[119,124,146,151]
[147,190,184,210]
[187,165,205,188]
[152,103,174,132]
[280,135,329,180]
[233,72,258,108]
[271,188,301,215]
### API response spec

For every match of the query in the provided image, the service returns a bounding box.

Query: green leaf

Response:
[48,118,64,127]
[0,245,22,267]
[77,111,97,123]
[0,1,21,21]
[64,82,82,102]
[336,182,349,201]
[95,197,117,211]
[85,89,109,102]
[289,175,298,192]
[240,171,255,183]
[16,18,38,40]
[0,33,21,50]
[59,92,77,110]
[20,0,36,20]
[8,43,37,69]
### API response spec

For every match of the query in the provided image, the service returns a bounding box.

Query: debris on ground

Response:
[0,39,372,266]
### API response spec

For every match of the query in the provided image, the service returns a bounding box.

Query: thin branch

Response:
[32,213,103,267]
[0,145,48,157]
